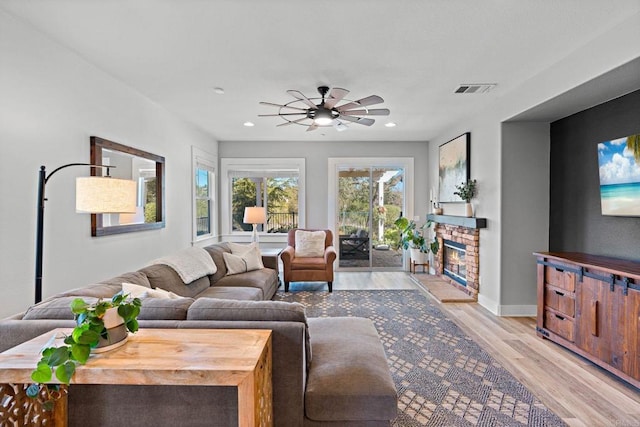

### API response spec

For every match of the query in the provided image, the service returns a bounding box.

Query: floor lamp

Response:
[35,163,136,303]
[243,206,266,243]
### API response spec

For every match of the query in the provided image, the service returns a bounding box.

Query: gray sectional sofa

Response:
[0,242,397,427]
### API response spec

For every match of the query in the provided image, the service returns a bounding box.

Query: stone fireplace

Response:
[428,215,485,298]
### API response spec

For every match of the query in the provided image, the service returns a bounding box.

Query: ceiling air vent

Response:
[454,83,496,94]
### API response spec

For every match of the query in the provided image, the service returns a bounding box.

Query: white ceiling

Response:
[2,0,639,142]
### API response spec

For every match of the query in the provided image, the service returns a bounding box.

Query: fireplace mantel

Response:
[427,214,487,229]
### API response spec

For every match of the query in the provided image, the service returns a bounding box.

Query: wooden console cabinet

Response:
[535,252,640,389]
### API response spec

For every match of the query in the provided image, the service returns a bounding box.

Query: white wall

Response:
[501,122,549,315]
[427,11,640,315]
[0,10,217,317]
[219,140,430,232]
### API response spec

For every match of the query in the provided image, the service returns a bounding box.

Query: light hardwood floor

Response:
[288,271,640,427]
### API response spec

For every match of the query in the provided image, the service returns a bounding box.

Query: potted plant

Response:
[454,179,477,217]
[27,291,141,410]
[394,216,439,264]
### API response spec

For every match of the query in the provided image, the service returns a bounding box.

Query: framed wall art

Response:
[438,132,470,203]
[598,133,640,216]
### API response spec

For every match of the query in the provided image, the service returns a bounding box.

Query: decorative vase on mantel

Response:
[465,202,474,218]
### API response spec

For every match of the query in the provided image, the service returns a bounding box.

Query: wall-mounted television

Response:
[597,133,640,216]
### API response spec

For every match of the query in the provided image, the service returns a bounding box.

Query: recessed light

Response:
[385,122,397,128]
[243,121,255,127]
[213,87,225,95]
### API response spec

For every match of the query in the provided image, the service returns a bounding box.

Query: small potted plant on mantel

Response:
[394,216,439,265]
[454,179,477,217]
[27,292,141,410]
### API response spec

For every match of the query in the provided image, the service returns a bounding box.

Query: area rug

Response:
[273,290,566,427]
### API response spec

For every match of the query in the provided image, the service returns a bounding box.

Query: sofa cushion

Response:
[23,296,99,320]
[122,282,184,299]
[187,298,312,368]
[54,283,122,300]
[305,317,397,422]
[196,286,262,301]
[138,264,210,298]
[203,243,231,284]
[150,247,217,284]
[99,271,151,288]
[295,230,326,257]
[137,298,194,320]
[214,268,278,300]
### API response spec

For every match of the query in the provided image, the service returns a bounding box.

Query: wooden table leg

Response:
[237,337,272,427]
[0,383,68,426]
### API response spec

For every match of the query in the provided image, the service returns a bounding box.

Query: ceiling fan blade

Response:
[341,108,390,116]
[287,90,318,109]
[277,117,309,127]
[324,87,349,109]
[259,102,308,112]
[333,120,349,132]
[306,123,319,132]
[337,95,384,112]
[339,115,375,126]
[258,113,307,117]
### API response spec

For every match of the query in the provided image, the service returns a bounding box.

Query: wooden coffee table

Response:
[0,328,272,427]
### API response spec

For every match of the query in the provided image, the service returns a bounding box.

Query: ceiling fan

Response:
[259,86,390,132]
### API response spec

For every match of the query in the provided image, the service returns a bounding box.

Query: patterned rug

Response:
[273,290,566,427]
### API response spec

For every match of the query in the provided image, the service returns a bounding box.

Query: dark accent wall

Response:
[549,89,640,261]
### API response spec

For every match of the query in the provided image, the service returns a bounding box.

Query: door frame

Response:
[328,157,415,270]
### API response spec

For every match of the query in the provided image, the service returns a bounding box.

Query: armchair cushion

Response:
[294,230,326,257]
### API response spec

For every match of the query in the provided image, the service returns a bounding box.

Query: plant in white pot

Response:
[454,179,477,217]
[394,216,439,265]
[27,291,141,410]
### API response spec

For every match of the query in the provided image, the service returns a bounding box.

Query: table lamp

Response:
[243,206,266,243]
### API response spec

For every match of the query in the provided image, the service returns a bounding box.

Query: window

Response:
[195,168,213,236]
[192,147,217,241]
[221,158,305,238]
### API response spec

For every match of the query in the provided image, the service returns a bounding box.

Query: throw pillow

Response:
[295,230,326,257]
[227,241,258,255]
[223,246,264,275]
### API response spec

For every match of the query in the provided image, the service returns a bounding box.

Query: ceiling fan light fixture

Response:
[259,86,388,131]
[313,108,334,126]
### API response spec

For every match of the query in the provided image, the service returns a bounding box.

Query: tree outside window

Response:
[231,176,298,233]
[195,168,212,236]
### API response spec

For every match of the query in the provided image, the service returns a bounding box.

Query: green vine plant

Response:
[394,216,439,255]
[27,292,141,410]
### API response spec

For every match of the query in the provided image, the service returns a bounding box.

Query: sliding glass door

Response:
[336,166,404,269]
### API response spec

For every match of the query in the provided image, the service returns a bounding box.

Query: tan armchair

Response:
[281,228,337,292]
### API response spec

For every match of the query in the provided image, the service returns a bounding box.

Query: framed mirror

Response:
[90,136,165,236]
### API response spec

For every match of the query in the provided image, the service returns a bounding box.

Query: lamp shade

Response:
[243,206,266,224]
[76,177,137,213]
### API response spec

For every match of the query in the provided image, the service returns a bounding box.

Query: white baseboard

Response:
[477,295,536,317]
[497,304,536,317]
[477,294,499,315]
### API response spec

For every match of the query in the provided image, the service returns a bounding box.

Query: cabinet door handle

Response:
[590,300,598,337]
[554,290,565,297]
[554,314,565,321]
[555,267,565,273]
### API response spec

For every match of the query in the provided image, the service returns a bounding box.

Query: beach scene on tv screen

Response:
[598,134,640,216]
